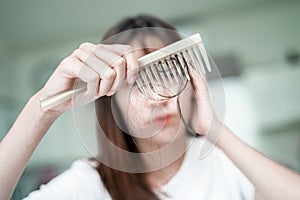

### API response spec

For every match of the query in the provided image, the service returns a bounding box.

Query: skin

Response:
[0,36,300,200]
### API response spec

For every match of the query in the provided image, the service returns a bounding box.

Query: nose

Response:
[146,95,178,108]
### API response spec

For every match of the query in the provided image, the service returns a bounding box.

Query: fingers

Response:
[98,67,116,96]
[72,47,115,96]
[100,44,139,85]
[188,68,216,136]
[78,43,139,95]
[79,43,126,95]
[60,42,139,100]
[60,56,100,98]
[188,68,210,102]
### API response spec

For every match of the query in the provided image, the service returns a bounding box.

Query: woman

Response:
[0,15,300,200]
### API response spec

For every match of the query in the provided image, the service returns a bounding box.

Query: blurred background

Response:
[0,0,299,198]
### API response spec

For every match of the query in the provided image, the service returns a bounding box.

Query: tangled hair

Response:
[94,14,181,200]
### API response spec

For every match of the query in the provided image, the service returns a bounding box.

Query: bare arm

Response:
[0,93,60,200]
[0,43,138,200]
[189,70,300,200]
[217,125,300,200]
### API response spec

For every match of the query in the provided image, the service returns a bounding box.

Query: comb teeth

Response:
[135,33,211,99]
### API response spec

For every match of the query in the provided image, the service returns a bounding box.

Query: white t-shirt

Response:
[24,138,255,200]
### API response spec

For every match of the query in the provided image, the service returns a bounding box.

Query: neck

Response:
[135,133,187,189]
[145,153,185,189]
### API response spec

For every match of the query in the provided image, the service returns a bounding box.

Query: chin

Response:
[150,123,186,147]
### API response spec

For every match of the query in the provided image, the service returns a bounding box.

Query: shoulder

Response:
[184,138,255,199]
[23,159,110,200]
[213,148,255,199]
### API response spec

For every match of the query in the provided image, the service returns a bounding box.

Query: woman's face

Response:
[113,36,189,149]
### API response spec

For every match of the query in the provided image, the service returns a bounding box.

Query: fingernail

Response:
[109,90,117,96]
[107,91,112,96]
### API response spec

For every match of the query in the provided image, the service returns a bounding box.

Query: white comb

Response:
[40,33,211,111]
[135,33,211,99]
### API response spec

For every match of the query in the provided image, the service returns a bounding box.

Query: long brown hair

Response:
[94,14,181,200]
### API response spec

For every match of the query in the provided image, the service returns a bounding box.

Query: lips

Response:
[153,114,176,125]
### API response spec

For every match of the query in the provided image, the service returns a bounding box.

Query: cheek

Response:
[114,84,154,127]
[127,95,153,126]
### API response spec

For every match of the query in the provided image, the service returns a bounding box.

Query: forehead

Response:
[129,36,166,60]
